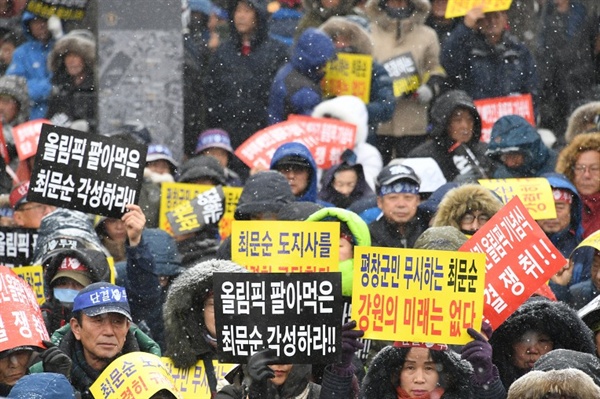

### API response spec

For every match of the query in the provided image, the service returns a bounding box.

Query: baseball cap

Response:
[146,144,179,170]
[73,282,132,321]
[273,155,311,170]
[195,129,234,155]
[376,164,420,194]
[50,256,92,287]
[9,181,29,209]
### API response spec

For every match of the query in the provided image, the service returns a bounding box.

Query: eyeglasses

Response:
[572,164,600,176]
[460,213,490,225]
[15,204,43,212]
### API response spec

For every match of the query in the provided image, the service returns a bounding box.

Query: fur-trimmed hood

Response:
[431,184,503,230]
[319,16,373,55]
[48,29,95,73]
[556,132,600,184]
[533,349,600,388]
[163,259,247,368]
[312,95,369,145]
[365,0,430,38]
[0,75,29,125]
[489,298,596,390]
[302,0,356,21]
[565,101,600,143]
[507,369,600,399]
[360,346,474,399]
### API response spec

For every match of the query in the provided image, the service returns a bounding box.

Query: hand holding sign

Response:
[246,348,279,399]
[460,328,495,385]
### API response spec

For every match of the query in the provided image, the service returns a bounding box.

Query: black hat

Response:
[273,155,311,170]
[376,164,420,193]
[178,155,227,185]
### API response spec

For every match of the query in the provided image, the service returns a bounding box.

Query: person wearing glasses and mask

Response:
[431,184,503,237]
[556,133,600,238]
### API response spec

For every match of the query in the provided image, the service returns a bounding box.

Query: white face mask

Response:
[53,288,80,304]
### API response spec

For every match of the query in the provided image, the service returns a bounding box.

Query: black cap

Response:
[273,155,311,170]
[376,164,420,191]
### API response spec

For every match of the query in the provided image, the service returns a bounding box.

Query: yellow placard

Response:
[159,182,242,241]
[352,246,486,345]
[161,357,237,399]
[478,178,556,220]
[322,53,372,103]
[575,230,600,254]
[445,0,513,18]
[232,220,340,273]
[13,265,44,305]
[90,352,182,399]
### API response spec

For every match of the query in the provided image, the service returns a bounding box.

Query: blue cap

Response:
[73,282,131,321]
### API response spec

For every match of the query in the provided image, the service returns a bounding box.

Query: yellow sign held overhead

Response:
[445,0,513,19]
[478,178,556,220]
[323,53,372,103]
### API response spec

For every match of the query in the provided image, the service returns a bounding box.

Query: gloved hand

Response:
[333,320,365,376]
[47,16,64,40]
[413,84,433,104]
[245,348,279,399]
[41,340,72,379]
[461,328,498,385]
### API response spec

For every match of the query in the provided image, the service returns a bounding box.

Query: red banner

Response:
[474,94,535,143]
[459,196,565,329]
[0,266,48,352]
[12,119,51,161]
[235,116,356,170]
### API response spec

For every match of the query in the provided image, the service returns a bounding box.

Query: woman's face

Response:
[511,331,554,370]
[64,53,85,77]
[268,364,293,386]
[0,350,32,386]
[399,348,439,397]
[572,150,600,196]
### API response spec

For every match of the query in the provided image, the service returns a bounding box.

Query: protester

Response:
[194,128,242,186]
[6,12,55,119]
[163,259,247,396]
[368,164,428,248]
[507,369,600,399]
[555,132,600,238]
[441,8,538,108]
[489,298,596,391]
[407,90,493,182]
[140,143,179,228]
[486,115,557,178]
[267,27,335,124]
[312,95,383,191]
[366,0,446,163]
[431,183,503,236]
[425,0,459,45]
[177,154,227,186]
[268,0,303,46]
[552,249,600,310]
[46,30,96,130]
[32,282,161,399]
[10,180,56,229]
[318,160,376,209]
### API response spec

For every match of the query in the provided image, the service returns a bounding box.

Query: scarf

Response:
[581,192,600,238]
[396,386,445,399]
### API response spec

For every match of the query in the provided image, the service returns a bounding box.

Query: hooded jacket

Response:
[360,346,474,399]
[7,373,75,399]
[486,115,557,178]
[6,11,54,120]
[270,142,320,203]
[489,298,596,390]
[319,162,376,209]
[203,0,288,149]
[533,348,600,388]
[46,30,96,126]
[365,0,445,138]
[555,133,600,238]
[268,28,335,124]
[295,0,356,38]
[312,95,383,190]
[507,369,600,399]
[0,74,30,126]
[408,90,494,182]
[431,184,503,232]
[319,17,395,127]
[565,101,600,143]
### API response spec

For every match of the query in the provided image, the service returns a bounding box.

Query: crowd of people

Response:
[1,0,600,398]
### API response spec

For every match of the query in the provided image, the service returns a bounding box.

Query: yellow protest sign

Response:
[232,220,340,272]
[13,265,44,305]
[383,53,420,98]
[478,178,556,220]
[322,53,372,103]
[352,246,486,345]
[445,0,513,18]
[159,182,242,240]
[90,352,182,399]
[575,230,600,253]
[161,357,237,399]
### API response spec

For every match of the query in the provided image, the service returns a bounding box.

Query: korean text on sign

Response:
[478,178,556,220]
[232,220,340,273]
[322,53,373,103]
[0,227,38,268]
[352,246,486,345]
[459,196,566,329]
[161,358,237,399]
[167,186,225,236]
[90,352,183,399]
[0,266,48,352]
[474,94,535,142]
[214,272,343,364]
[29,124,146,218]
